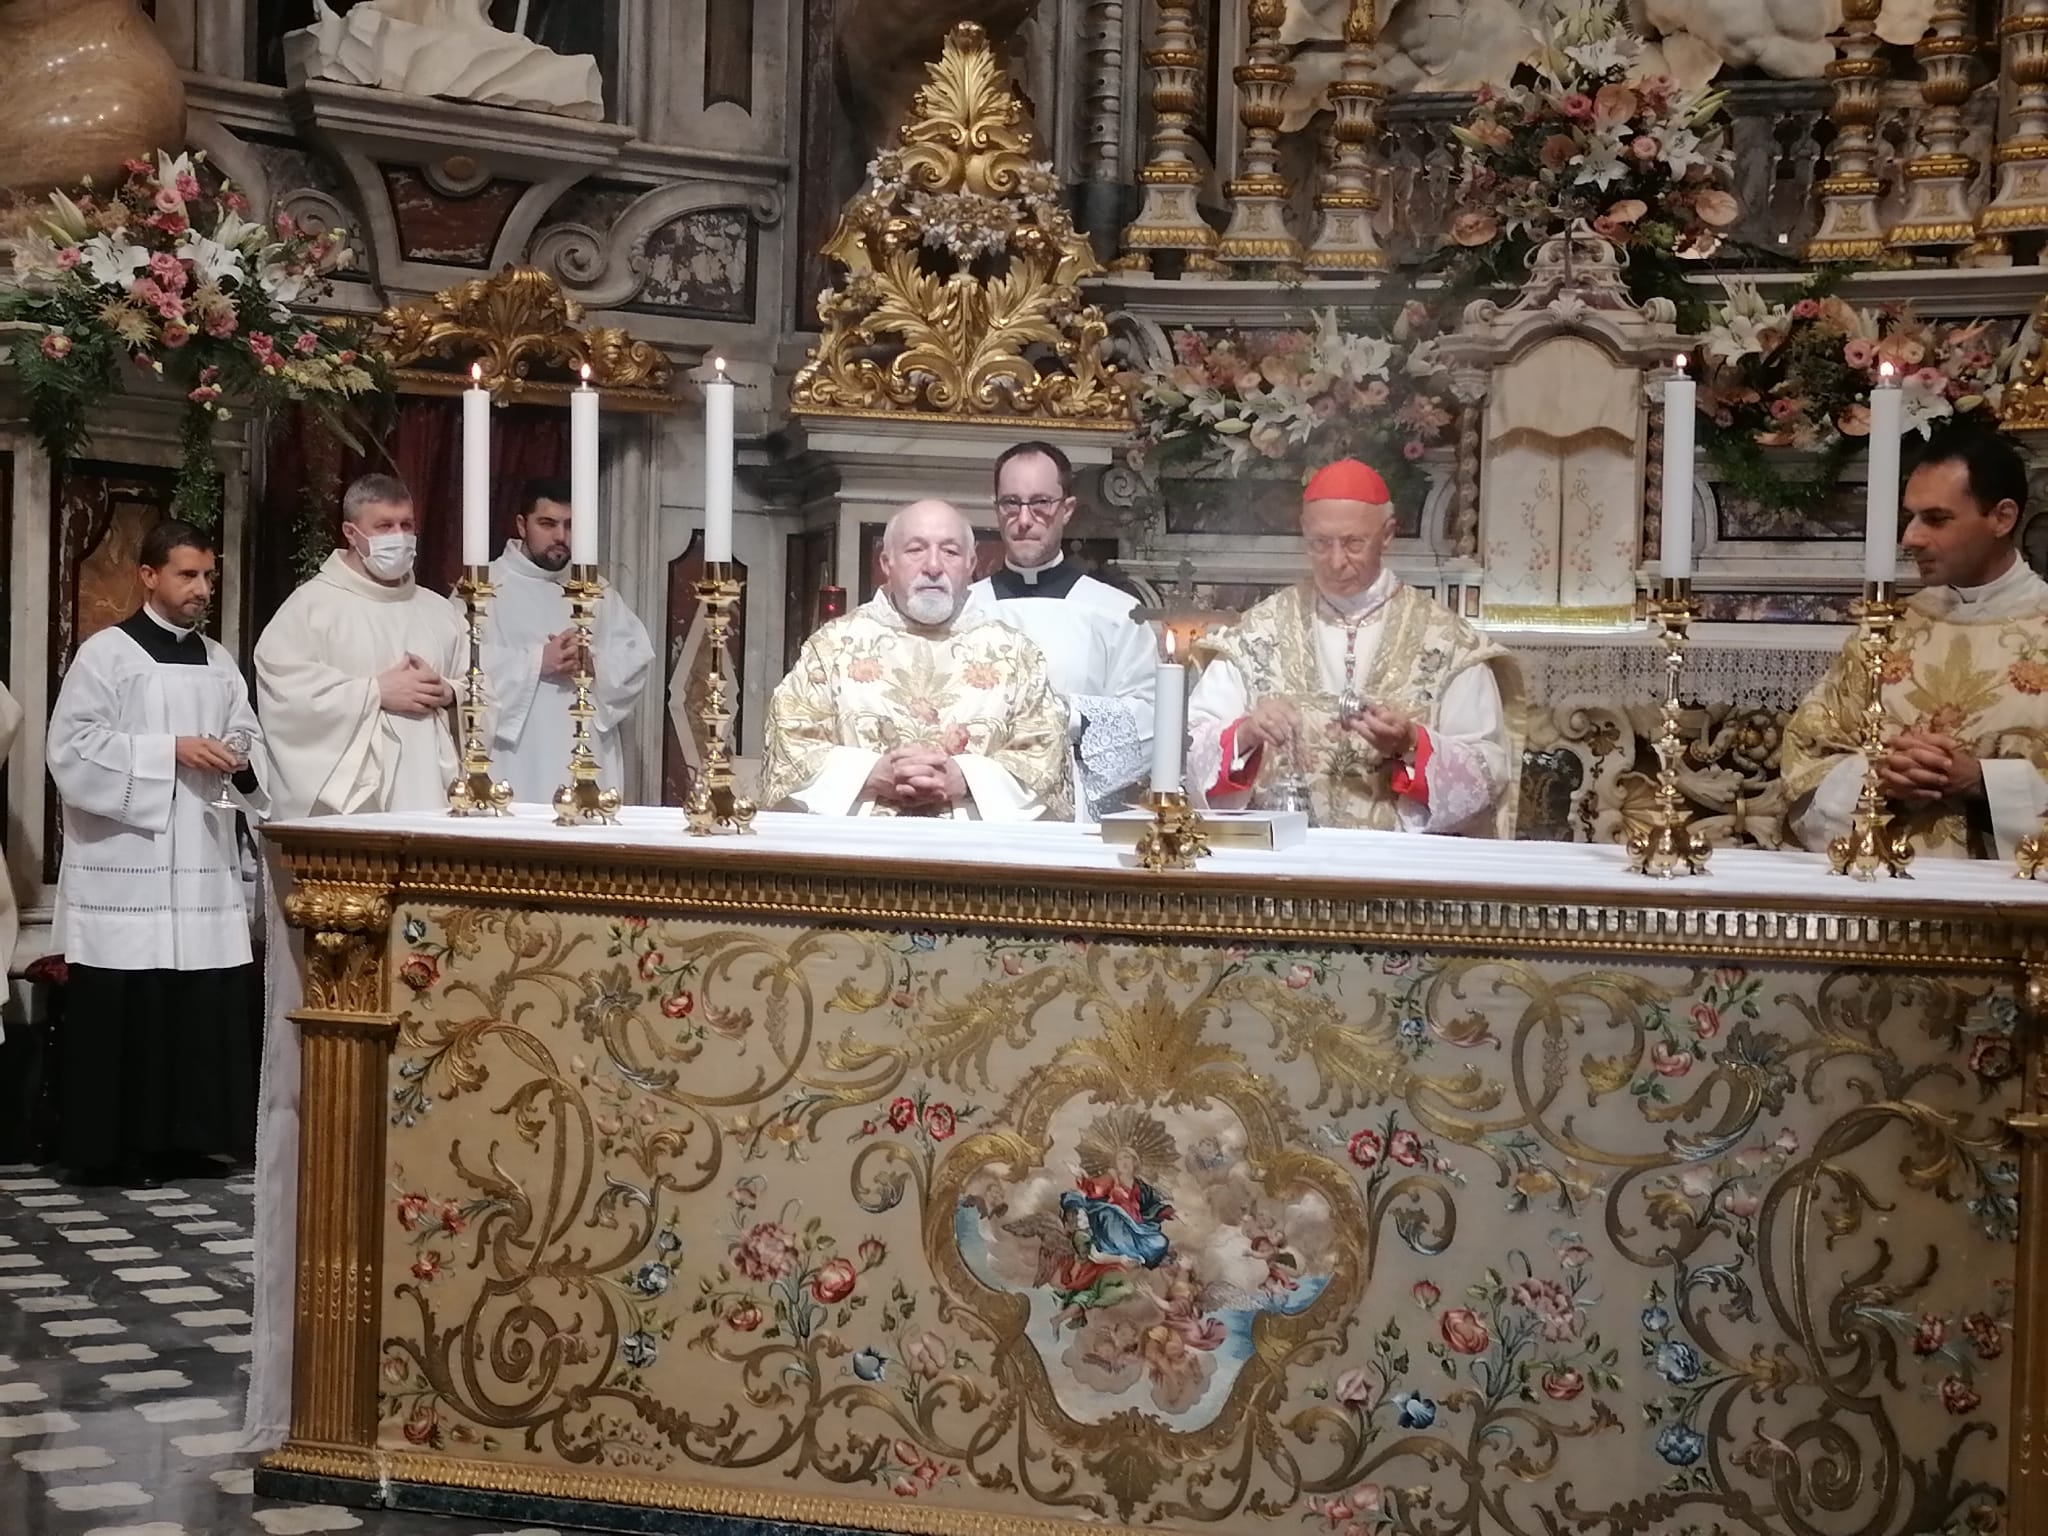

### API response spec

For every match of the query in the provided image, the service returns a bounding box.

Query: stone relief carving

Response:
[528,181,783,313]
[285,0,604,121]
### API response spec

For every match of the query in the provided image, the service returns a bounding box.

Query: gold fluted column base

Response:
[1134,789,1209,870]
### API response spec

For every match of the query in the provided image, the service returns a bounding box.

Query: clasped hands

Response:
[864,745,968,812]
[377,653,456,718]
[1874,726,1982,804]
[540,628,591,682]
[1238,697,1417,763]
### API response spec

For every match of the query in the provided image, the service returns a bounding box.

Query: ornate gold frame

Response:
[265,824,2048,1531]
[379,265,677,411]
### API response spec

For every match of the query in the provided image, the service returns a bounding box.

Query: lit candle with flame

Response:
[703,357,735,564]
[462,362,490,567]
[1660,355,1695,581]
[1866,360,1904,585]
[1149,629,1186,795]
[571,362,599,566]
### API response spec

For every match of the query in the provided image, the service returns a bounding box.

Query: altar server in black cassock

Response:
[45,520,266,1185]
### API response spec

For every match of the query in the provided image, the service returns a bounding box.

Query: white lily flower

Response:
[1571,134,1629,191]
[1660,127,1709,180]
[154,149,196,193]
[42,189,90,243]
[259,262,307,305]
[80,234,149,290]
[1901,376,1954,436]
[1563,36,1630,77]
[211,208,265,252]
[178,232,244,286]
[1404,338,1445,378]
[1312,311,1393,382]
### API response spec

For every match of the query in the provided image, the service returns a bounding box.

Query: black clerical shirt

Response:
[119,607,259,793]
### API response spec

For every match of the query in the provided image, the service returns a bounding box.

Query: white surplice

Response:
[252,551,466,820]
[480,540,655,804]
[1790,558,2048,860]
[968,557,1157,821]
[246,550,463,1450]
[46,611,267,971]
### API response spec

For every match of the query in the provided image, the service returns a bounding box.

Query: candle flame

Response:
[1674,353,1687,370]
[470,362,482,384]
[1879,360,1895,380]
[580,362,591,384]
[1163,628,1178,662]
[714,355,727,376]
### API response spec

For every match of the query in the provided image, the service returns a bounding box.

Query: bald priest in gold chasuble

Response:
[1786,426,2048,861]
[1189,460,1525,834]
[759,501,1072,820]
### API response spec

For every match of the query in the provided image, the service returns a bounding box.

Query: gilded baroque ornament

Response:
[2001,288,2048,432]
[282,880,395,1015]
[789,24,1129,428]
[379,264,675,408]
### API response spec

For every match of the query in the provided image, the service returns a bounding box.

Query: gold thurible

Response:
[686,561,756,836]
[552,564,622,826]
[1829,580,1914,880]
[1627,577,1712,878]
[447,564,513,816]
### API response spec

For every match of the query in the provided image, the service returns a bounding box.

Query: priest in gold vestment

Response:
[1786,426,2048,860]
[1189,459,1523,833]
[759,500,1071,819]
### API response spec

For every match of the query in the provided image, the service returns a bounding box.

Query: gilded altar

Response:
[258,810,2048,1536]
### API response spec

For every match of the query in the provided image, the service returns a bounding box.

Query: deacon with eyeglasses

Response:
[1187,459,1524,834]
[965,442,1158,819]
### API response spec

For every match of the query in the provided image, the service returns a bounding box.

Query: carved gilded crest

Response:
[2001,290,2048,433]
[380,265,675,409]
[790,23,1130,429]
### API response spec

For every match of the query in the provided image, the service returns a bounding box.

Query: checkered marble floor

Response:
[0,1168,561,1536]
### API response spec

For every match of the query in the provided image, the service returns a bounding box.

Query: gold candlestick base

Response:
[686,561,757,836]
[1134,789,1209,870]
[1627,579,1712,878]
[553,564,621,826]
[1828,581,1913,881]
[2018,828,2048,880]
[447,565,513,817]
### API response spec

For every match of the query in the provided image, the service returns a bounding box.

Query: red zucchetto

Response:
[1302,458,1390,507]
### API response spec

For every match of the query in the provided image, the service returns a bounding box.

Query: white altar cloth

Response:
[264,805,2048,917]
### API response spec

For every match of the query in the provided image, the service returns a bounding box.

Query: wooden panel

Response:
[702,0,754,112]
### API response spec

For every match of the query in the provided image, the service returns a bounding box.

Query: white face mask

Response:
[355,531,416,581]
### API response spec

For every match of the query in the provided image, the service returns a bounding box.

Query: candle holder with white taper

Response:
[552,565,622,825]
[1133,630,1207,870]
[686,561,756,836]
[1626,577,1712,877]
[447,566,514,816]
[1134,789,1210,871]
[1828,580,1915,880]
[2017,808,2048,879]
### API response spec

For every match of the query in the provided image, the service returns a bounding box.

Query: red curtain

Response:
[252,398,569,636]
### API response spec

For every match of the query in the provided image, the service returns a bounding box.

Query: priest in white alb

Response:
[967,441,1156,820]
[1189,459,1523,833]
[1786,425,2048,860]
[246,471,464,1448]
[480,478,654,802]
[760,499,1070,819]
[46,520,264,1186]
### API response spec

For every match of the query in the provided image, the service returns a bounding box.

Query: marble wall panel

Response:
[381,166,529,267]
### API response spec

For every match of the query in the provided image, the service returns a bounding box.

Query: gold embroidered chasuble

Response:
[1783,562,2048,860]
[759,595,1072,820]
[1189,581,1526,835]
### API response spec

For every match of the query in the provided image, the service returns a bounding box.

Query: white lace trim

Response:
[1514,640,1835,713]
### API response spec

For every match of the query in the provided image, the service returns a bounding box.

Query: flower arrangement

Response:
[1130,305,1456,506]
[1695,278,2015,522]
[3,150,384,524]
[1441,2,1737,315]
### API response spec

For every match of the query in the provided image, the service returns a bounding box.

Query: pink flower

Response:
[276,211,299,239]
[55,246,80,270]
[1511,1276,1582,1342]
[1402,439,1427,461]
[1450,210,1500,247]
[858,1237,887,1270]
[396,1193,430,1231]
[175,172,201,200]
[247,331,276,356]
[187,384,221,405]
[660,990,695,1019]
[1913,1314,1948,1356]
[1560,93,1595,121]
[202,307,238,339]
[295,330,320,355]
[1651,1041,1693,1077]
[1963,1312,2003,1360]
[438,1201,464,1234]
[887,1097,917,1132]
[129,276,164,306]
[1285,962,1315,989]
[923,1103,957,1140]
[1941,1374,1981,1415]
[1629,135,1661,162]
[732,1221,800,1281]
[222,190,249,215]
[1541,1365,1585,1400]
[725,1302,763,1331]
[1843,338,1876,369]
[1347,1128,1383,1169]
[1333,1368,1373,1406]
[811,1256,858,1304]
[153,187,183,214]
[40,333,72,361]
[1440,1307,1490,1354]
[148,251,185,287]
[1689,1003,1722,1038]
[410,1250,441,1282]
[159,321,192,349]
[1412,1280,1441,1309]
[1389,1129,1423,1167]
[1792,298,1821,320]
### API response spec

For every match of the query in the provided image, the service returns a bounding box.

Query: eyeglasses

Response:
[996,495,1066,517]
[1304,536,1376,556]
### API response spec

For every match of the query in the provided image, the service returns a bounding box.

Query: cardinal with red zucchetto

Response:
[1187,460,1525,834]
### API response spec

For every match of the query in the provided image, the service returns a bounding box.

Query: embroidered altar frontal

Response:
[258,812,2048,1536]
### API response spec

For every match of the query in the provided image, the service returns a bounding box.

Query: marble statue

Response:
[284,0,604,120]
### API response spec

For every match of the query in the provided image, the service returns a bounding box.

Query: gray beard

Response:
[900,586,956,626]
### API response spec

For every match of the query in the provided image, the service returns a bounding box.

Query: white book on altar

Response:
[1096,808,1308,850]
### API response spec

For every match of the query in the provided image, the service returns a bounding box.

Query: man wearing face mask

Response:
[253,472,465,820]
[1187,458,1523,833]
[478,478,654,803]
[757,499,1070,819]
[246,471,465,1448]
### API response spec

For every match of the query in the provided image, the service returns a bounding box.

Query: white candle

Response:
[1660,357,1695,580]
[703,357,734,564]
[1866,362,1904,585]
[570,364,600,566]
[462,362,490,567]
[1150,641,1186,794]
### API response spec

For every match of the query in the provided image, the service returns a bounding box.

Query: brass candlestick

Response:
[552,564,621,826]
[447,565,513,817]
[686,560,756,836]
[1829,580,1914,880]
[1627,578,1712,877]
[1135,789,1209,871]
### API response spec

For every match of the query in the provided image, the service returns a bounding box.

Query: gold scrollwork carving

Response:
[284,881,395,1016]
[790,24,1129,429]
[380,265,676,410]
